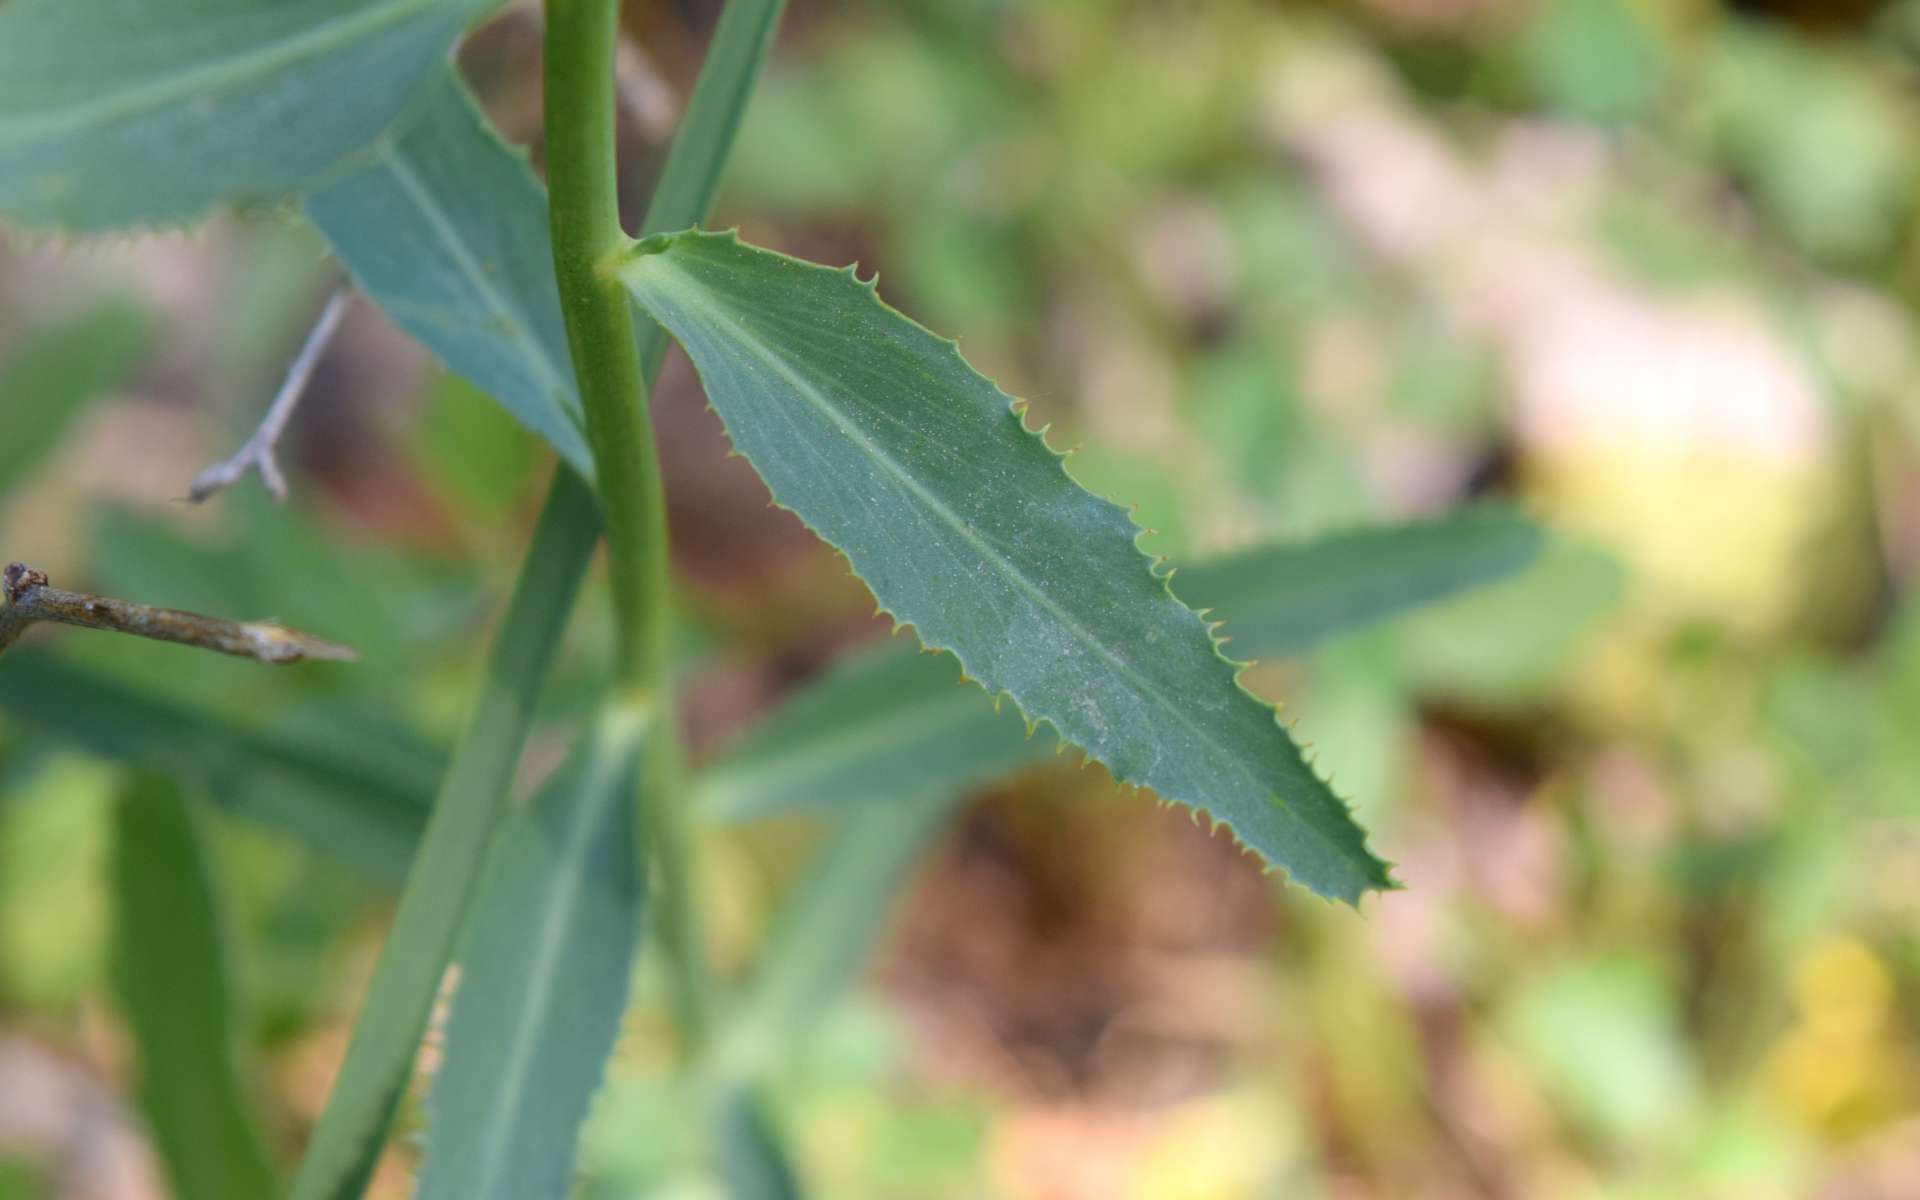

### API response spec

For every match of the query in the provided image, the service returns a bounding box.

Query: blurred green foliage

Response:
[3,0,1920,1196]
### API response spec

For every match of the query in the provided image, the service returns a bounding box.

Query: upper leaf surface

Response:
[0,0,495,231]
[306,66,594,475]
[621,230,1392,902]
[700,508,1543,825]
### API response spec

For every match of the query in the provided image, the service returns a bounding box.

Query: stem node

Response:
[544,0,712,1060]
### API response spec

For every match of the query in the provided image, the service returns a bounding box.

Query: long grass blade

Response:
[111,773,280,1200]
[709,791,955,1084]
[713,1086,804,1200]
[0,652,434,881]
[289,470,599,1200]
[417,705,649,1200]
[1171,506,1544,658]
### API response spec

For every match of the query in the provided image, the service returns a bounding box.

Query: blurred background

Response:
[4,0,1920,1196]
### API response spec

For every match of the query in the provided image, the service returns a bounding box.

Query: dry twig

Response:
[187,288,351,504]
[0,562,355,664]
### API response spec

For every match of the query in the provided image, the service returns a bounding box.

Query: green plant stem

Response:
[544,0,667,693]
[289,2,783,1189]
[641,705,715,1053]
[543,0,712,1056]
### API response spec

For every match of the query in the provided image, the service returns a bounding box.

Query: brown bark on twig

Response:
[0,562,355,665]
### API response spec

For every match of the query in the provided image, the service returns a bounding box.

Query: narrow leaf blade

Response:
[418,707,647,1200]
[111,773,280,1200]
[289,471,600,1200]
[306,66,594,476]
[0,0,496,231]
[698,639,1031,824]
[713,1088,803,1200]
[0,651,434,881]
[711,791,955,1081]
[627,0,790,373]
[1172,506,1545,659]
[622,231,1390,901]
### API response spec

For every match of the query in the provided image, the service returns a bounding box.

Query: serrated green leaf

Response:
[0,651,435,881]
[620,230,1391,902]
[0,0,498,232]
[4,507,1537,878]
[700,510,1543,825]
[698,516,1529,1105]
[622,0,790,411]
[418,705,647,1200]
[111,773,280,1200]
[306,66,594,475]
[0,303,152,497]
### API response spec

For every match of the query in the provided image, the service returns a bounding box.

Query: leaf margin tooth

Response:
[621,227,1398,904]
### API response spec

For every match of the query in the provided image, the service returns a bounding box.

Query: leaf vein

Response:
[375,142,580,420]
[659,265,1315,831]
[0,0,454,146]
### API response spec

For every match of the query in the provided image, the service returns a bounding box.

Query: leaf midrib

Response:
[642,251,1366,880]
[0,0,457,147]
[450,748,622,1196]
[371,141,584,431]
